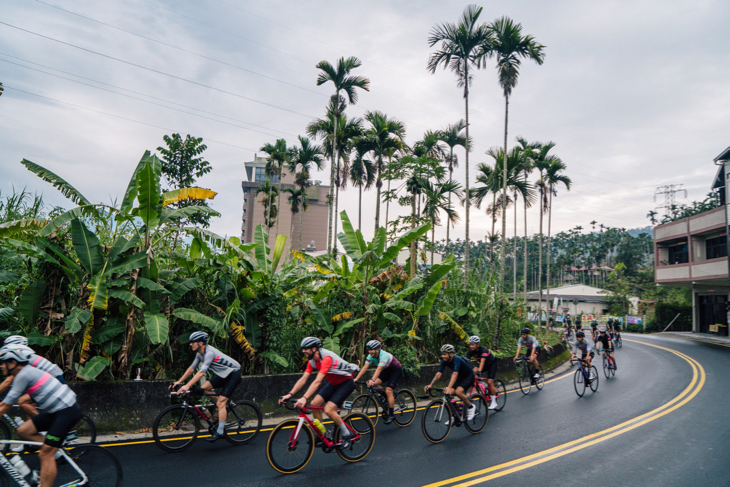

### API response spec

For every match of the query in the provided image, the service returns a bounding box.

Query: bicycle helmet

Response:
[0,346,30,364]
[189,331,208,343]
[599,327,607,333]
[3,335,28,347]
[300,337,322,349]
[468,336,481,344]
[521,327,530,335]
[576,331,585,338]
[440,344,455,354]
[366,340,381,350]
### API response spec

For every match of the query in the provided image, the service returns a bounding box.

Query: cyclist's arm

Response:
[370,365,385,383]
[300,371,325,403]
[353,363,370,382]
[185,370,206,388]
[445,371,459,392]
[426,371,442,391]
[477,357,486,373]
[280,371,311,402]
[514,346,521,361]
[0,402,11,416]
[0,375,13,394]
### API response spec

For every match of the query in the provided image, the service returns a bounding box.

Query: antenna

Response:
[653,184,688,219]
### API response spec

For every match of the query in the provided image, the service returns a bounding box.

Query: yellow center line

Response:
[423,339,705,487]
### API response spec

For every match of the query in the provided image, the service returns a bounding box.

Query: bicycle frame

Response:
[0,440,88,487]
[171,389,236,428]
[427,389,462,425]
[287,403,360,450]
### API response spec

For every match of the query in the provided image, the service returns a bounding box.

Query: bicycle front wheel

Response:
[225,399,262,445]
[350,394,379,426]
[603,355,611,379]
[266,419,315,474]
[589,367,599,392]
[465,394,489,434]
[616,336,622,348]
[336,412,375,463]
[493,379,507,412]
[60,445,123,487]
[574,369,586,397]
[534,367,545,390]
[152,405,200,453]
[421,400,452,444]
[393,389,417,427]
[518,365,531,395]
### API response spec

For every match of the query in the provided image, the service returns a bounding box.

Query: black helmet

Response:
[521,327,530,335]
[576,331,585,338]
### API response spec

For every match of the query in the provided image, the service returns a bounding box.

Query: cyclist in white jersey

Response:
[0,346,82,487]
[171,331,242,442]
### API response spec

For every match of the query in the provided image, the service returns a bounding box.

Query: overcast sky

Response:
[2,0,729,245]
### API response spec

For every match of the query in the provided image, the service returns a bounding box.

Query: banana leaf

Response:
[0,218,49,237]
[71,219,104,275]
[378,223,431,266]
[161,188,217,207]
[21,159,91,206]
[64,308,92,334]
[77,356,110,381]
[133,156,162,229]
[144,312,169,345]
[18,280,47,326]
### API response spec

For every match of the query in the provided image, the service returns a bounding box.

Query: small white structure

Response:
[520,284,639,316]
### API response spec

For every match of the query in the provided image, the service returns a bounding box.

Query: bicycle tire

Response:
[0,468,8,487]
[574,369,585,397]
[392,389,416,427]
[0,420,10,454]
[616,336,622,348]
[224,399,262,445]
[610,358,616,377]
[518,364,531,395]
[589,366,599,392]
[421,400,452,444]
[335,412,375,463]
[493,379,507,412]
[60,444,122,487]
[603,355,612,379]
[266,419,315,474]
[152,405,200,453]
[535,366,545,390]
[350,394,379,426]
[465,394,489,434]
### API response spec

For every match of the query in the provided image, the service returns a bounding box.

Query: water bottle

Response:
[312,419,326,435]
[10,455,31,478]
[13,416,24,428]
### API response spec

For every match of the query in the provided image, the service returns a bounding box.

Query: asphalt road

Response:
[103,334,729,487]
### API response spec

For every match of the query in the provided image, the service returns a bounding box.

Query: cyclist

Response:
[595,327,617,369]
[465,336,499,410]
[279,337,359,449]
[170,331,242,443]
[514,328,541,380]
[353,340,402,424]
[612,319,622,340]
[607,318,615,338]
[575,318,583,333]
[570,331,595,372]
[425,345,476,421]
[590,320,599,341]
[563,317,572,339]
[0,346,82,487]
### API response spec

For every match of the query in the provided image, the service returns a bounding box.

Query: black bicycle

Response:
[421,388,488,443]
[515,356,544,394]
[152,385,262,452]
[570,358,599,397]
[349,381,417,427]
[0,406,96,454]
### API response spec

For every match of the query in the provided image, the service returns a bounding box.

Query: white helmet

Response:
[3,336,28,346]
[468,336,481,344]
[0,346,30,364]
[440,344,455,354]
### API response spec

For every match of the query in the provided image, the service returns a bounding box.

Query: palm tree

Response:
[437,120,469,248]
[515,137,538,301]
[532,141,559,317]
[254,180,278,230]
[349,142,376,231]
[259,139,291,239]
[427,4,492,285]
[544,159,571,313]
[288,136,324,251]
[315,57,370,253]
[423,180,462,266]
[485,16,545,300]
[282,187,307,250]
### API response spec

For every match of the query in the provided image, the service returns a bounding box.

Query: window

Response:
[243,188,248,195]
[706,235,727,259]
[242,208,247,216]
[668,242,689,264]
[255,167,267,182]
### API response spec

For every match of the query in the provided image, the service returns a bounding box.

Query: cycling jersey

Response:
[190,345,240,379]
[572,340,593,356]
[466,346,495,365]
[517,335,539,351]
[305,348,359,385]
[18,345,63,378]
[365,350,401,371]
[595,335,612,350]
[2,366,76,413]
[438,355,472,379]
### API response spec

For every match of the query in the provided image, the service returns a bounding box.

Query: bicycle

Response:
[1,439,122,487]
[266,399,375,474]
[0,406,96,454]
[420,387,488,444]
[467,375,506,412]
[570,358,599,397]
[613,332,622,348]
[349,381,416,427]
[152,385,262,453]
[600,348,617,379]
[515,356,544,395]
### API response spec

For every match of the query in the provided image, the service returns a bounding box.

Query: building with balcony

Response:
[241,155,330,252]
[653,147,730,336]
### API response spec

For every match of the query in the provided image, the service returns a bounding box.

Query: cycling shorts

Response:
[378,367,402,390]
[482,358,498,380]
[581,352,595,360]
[31,403,83,448]
[525,347,541,358]
[209,372,242,399]
[318,378,356,407]
[455,370,475,392]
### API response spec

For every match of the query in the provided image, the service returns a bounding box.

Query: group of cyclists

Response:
[563,316,621,373]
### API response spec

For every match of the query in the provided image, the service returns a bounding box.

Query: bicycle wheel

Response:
[63,414,97,447]
[225,399,262,445]
[336,412,375,463]
[574,369,585,397]
[589,367,599,392]
[465,394,489,434]
[616,336,622,348]
[0,419,10,454]
[534,366,545,390]
[609,358,616,377]
[493,379,507,412]
[266,419,315,474]
[518,364,531,395]
[0,469,8,487]
[60,445,123,487]
[603,355,611,379]
[421,400,452,444]
[349,394,379,426]
[152,405,200,453]
[392,389,417,427]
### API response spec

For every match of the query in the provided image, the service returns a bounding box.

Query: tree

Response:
[283,187,307,250]
[428,4,491,285]
[532,141,559,316]
[349,142,376,231]
[544,158,571,312]
[423,180,462,266]
[437,120,469,248]
[288,136,324,251]
[254,180,278,230]
[515,137,538,301]
[260,139,292,240]
[315,57,370,253]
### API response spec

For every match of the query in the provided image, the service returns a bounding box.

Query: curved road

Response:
[106,334,729,486]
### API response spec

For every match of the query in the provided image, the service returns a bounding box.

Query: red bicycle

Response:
[266,399,375,474]
[467,375,507,412]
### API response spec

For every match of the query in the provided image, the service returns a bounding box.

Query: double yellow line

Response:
[424,339,706,487]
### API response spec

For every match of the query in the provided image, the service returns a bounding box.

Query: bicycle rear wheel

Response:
[225,399,262,445]
[266,419,315,474]
[350,394,379,426]
[518,365,531,395]
[534,366,545,390]
[493,379,507,412]
[152,405,200,453]
[393,389,416,427]
[589,367,599,392]
[60,445,122,487]
[64,414,97,447]
[616,336,622,348]
[336,412,375,463]
[421,400,452,444]
[465,395,489,434]
[574,369,585,397]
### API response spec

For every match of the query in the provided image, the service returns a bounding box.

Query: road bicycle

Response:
[0,406,96,454]
[570,358,599,397]
[600,348,617,379]
[515,356,544,394]
[349,381,416,427]
[266,399,375,474]
[613,332,623,348]
[152,385,262,453]
[466,374,506,412]
[1,439,122,487]
[420,388,488,444]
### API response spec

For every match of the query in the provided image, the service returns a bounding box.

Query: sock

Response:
[339,423,350,437]
[217,421,225,435]
[388,408,394,416]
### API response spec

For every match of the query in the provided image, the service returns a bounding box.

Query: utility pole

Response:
[653,184,687,219]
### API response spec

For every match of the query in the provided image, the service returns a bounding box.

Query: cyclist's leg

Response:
[454,386,471,408]
[18,393,39,418]
[455,373,474,408]
[322,379,356,437]
[382,368,401,409]
[24,404,82,486]
[217,373,241,424]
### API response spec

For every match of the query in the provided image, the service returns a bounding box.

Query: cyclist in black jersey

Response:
[425,345,476,420]
[595,327,617,369]
[465,336,498,410]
